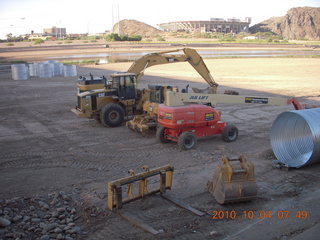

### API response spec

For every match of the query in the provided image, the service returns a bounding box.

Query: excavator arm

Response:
[182,48,218,91]
[126,48,218,93]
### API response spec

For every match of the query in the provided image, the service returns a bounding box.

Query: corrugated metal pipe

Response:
[271,108,320,168]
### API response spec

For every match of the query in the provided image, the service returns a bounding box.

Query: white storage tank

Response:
[28,63,39,77]
[38,63,53,78]
[58,63,64,76]
[52,62,64,76]
[11,64,29,80]
[63,65,77,77]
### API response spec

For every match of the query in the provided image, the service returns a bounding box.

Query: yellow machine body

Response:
[107,165,174,211]
[72,48,218,128]
[126,86,176,135]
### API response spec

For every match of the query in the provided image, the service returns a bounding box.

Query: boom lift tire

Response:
[156,126,170,143]
[178,132,197,150]
[222,124,238,142]
[100,103,125,127]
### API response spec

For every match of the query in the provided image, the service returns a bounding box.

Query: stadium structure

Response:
[158,17,251,33]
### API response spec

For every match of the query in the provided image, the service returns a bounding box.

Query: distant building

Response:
[158,17,251,33]
[20,32,49,40]
[27,34,49,40]
[43,26,66,38]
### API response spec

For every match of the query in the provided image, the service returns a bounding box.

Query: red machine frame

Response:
[157,104,238,150]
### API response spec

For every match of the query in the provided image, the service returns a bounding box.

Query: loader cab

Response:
[148,85,177,103]
[110,73,137,100]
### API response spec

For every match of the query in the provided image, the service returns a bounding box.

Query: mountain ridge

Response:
[250,7,320,40]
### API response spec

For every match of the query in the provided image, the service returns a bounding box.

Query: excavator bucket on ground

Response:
[207,155,257,204]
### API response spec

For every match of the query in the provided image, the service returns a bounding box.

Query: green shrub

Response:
[6,43,14,46]
[34,39,44,45]
[90,40,97,42]
[254,32,274,37]
[201,33,212,38]
[105,33,142,42]
[220,37,235,42]
[87,35,101,40]
[127,35,142,41]
[57,41,63,44]
[169,32,178,37]
[64,40,73,44]
[61,59,98,65]
[83,40,89,43]
[105,33,121,41]
[157,36,166,41]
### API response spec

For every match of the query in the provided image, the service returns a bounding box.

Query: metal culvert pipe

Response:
[271,108,320,168]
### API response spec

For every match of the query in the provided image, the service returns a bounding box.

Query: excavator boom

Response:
[77,48,217,94]
[182,48,217,90]
[126,48,218,93]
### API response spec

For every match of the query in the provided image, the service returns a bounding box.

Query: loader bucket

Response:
[207,156,257,204]
[126,115,157,136]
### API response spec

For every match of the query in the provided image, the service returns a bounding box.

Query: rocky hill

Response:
[113,19,163,37]
[250,7,320,40]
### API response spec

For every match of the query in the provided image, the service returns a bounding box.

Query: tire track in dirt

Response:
[0,146,177,170]
[87,215,147,240]
[88,201,210,240]
[0,99,73,110]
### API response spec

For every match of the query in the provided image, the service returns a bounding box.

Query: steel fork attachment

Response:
[107,165,174,210]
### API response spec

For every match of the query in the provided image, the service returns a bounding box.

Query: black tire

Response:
[100,103,125,127]
[156,126,170,143]
[178,132,197,150]
[222,124,238,142]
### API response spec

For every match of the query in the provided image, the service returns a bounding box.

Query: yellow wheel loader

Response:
[72,48,219,128]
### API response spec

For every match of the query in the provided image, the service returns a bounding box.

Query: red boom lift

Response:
[156,104,238,150]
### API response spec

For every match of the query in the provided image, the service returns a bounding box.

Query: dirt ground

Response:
[0,46,320,240]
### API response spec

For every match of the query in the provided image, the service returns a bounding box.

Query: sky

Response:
[0,0,319,39]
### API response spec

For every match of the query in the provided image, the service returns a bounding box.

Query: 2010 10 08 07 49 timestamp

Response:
[211,210,309,220]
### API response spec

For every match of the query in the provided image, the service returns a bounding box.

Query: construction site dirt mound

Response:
[112,19,164,37]
[250,7,320,40]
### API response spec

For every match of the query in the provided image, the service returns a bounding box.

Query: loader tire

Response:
[222,124,238,142]
[178,132,197,150]
[100,103,125,127]
[156,126,170,143]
